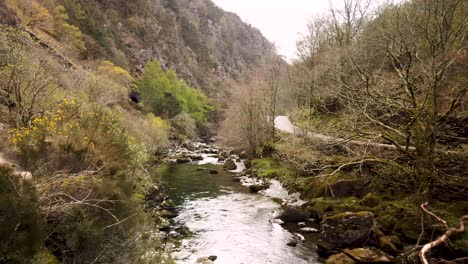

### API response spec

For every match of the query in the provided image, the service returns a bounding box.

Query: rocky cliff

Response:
[25,0,276,96]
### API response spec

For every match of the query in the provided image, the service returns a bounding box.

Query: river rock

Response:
[203,149,219,154]
[299,227,319,233]
[326,247,393,263]
[176,158,191,164]
[158,217,171,230]
[223,159,237,170]
[159,209,176,218]
[172,250,191,260]
[232,176,242,182]
[208,256,217,261]
[276,206,311,223]
[168,230,180,238]
[317,211,374,256]
[244,159,252,169]
[273,219,285,225]
[238,151,249,159]
[219,151,229,159]
[161,199,176,210]
[249,183,270,193]
[196,257,214,264]
[181,140,196,151]
[286,239,298,247]
[209,169,219,174]
[190,154,204,161]
[298,222,307,227]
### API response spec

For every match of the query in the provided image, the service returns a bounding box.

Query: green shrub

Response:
[9,99,147,172]
[137,60,213,125]
[171,112,197,139]
[0,167,43,263]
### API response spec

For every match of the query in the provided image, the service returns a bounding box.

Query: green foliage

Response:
[32,250,60,264]
[10,99,147,172]
[137,60,213,125]
[119,111,170,154]
[0,167,43,263]
[171,112,197,139]
[53,5,85,51]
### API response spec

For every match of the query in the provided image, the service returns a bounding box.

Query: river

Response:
[154,157,319,264]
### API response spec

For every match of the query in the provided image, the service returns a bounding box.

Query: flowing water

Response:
[155,160,319,264]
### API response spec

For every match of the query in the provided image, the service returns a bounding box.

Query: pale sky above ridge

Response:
[212,0,393,61]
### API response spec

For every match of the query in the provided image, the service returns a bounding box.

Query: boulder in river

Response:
[160,199,176,210]
[181,140,196,151]
[209,169,219,175]
[276,206,311,223]
[176,158,191,164]
[299,227,318,233]
[325,247,393,264]
[249,183,270,193]
[196,257,214,264]
[286,239,298,247]
[317,211,374,257]
[158,217,171,230]
[232,176,242,182]
[159,209,176,218]
[223,159,237,170]
[244,159,252,169]
[238,151,249,159]
[190,154,204,161]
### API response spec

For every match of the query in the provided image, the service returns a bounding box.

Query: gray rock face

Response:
[317,212,374,256]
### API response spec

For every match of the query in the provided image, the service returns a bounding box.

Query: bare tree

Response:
[341,0,468,194]
[264,54,283,141]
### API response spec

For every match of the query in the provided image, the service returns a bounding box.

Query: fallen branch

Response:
[419,202,468,264]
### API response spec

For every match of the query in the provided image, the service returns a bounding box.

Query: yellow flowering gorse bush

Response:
[9,98,147,172]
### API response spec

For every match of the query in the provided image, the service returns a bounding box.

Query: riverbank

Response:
[243,136,468,264]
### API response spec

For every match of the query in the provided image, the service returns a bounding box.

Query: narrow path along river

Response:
[154,154,320,264]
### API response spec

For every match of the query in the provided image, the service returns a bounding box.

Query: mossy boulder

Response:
[249,183,270,193]
[244,159,252,169]
[223,159,237,170]
[326,247,394,264]
[305,197,368,220]
[360,193,381,207]
[276,206,311,223]
[303,174,370,199]
[317,211,374,256]
[325,252,355,264]
[373,201,420,241]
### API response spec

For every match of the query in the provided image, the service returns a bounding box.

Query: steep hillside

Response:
[5,0,275,97]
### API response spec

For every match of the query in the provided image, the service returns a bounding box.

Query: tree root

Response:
[419,202,468,264]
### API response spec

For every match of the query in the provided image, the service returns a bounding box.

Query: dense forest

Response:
[0,0,467,263]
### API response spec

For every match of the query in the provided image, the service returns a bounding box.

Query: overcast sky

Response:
[211,0,336,61]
